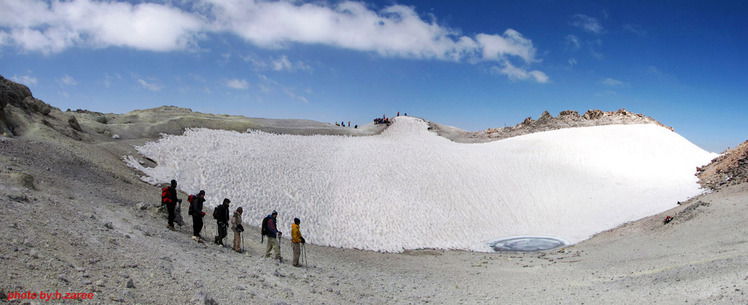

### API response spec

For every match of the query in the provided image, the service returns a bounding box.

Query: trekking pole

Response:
[223,223,228,248]
[301,243,309,267]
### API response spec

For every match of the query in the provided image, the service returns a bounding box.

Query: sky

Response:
[1,0,746,152]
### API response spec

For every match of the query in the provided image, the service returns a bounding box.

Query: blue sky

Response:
[1,0,745,152]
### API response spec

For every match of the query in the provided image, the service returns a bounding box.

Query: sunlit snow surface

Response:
[127,117,715,252]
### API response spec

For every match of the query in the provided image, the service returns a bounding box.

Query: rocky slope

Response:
[430,109,672,143]
[0,75,384,144]
[697,140,748,190]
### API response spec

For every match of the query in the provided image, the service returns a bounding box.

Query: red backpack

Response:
[161,187,172,205]
[187,194,196,216]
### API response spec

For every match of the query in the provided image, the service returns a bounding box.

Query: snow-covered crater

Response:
[126,116,715,252]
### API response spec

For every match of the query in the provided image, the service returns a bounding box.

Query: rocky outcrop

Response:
[697,140,748,190]
[0,75,58,136]
[458,109,672,143]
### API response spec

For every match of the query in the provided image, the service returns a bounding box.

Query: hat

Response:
[198,190,205,195]
[223,198,231,204]
[272,210,278,215]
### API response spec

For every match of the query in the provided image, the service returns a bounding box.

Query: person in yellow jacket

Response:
[291,218,305,267]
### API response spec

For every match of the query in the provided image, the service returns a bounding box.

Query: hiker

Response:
[214,198,230,246]
[291,218,306,267]
[189,190,206,240]
[163,180,181,231]
[231,207,244,252]
[263,211,282,260]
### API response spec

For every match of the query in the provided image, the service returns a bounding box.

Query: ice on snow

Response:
[126,116,715,252]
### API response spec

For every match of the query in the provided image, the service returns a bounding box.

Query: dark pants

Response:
[215,222,227,244]
[166,202,176,227]
[192,215,203,237]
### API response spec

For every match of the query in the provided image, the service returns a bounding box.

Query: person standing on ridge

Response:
[263,210,282,260]
[291,218,306,267]
[164,180,181,231]
[214,198,230,246]
[231,207,244,252]
[189,190,206,241]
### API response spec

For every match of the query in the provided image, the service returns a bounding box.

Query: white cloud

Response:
[272,56,292,71]
[12,75,37,85]
[0,0,204,54]
[491,60,548,83]
[138,79,162,91]
[241,53,312,72]
[226,78,249,90]
[59,74,78,86]
[284,88,308,103]
[0,0,547,82]
[623,24,647,36]
[102,73,122,88]
[646,66,679,84]
[568,58,577,67]
[271,55,312,72]
[207,1,478,61]
[565,35,580,51]
[571,14,603,34]
[601,78,622,86]
[0,31,10,49]
[647,66,661,74]
[475,29,536,63]
[589,45,605,60]
[189,73,207,83]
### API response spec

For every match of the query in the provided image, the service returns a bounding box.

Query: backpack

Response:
[187,195,196,216]
[261,216,271,236]
[260,216,271,243]
[161,187,171,205]
[213,205,221,220]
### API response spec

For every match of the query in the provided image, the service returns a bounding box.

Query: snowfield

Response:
[126,117,716,252]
